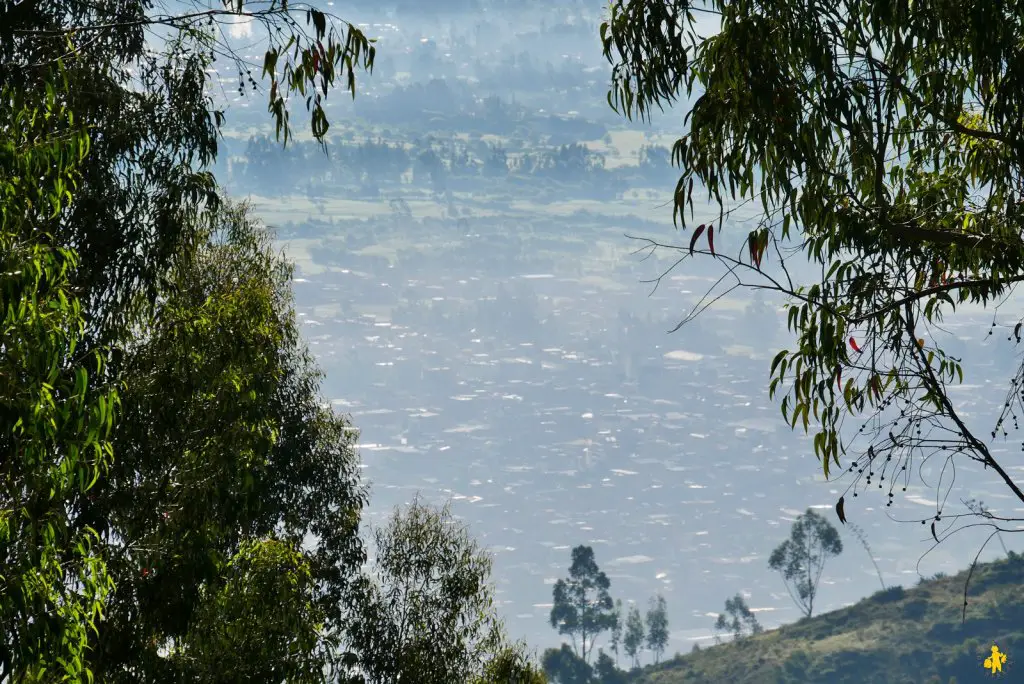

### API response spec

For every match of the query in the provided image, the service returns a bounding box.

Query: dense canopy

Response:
[0,2,541,682]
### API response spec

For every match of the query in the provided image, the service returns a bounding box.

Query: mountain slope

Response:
[634,552,1024,683]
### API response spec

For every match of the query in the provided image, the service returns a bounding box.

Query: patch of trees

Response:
[543,545,670,683]
[705,509,842,652]
[350,78,608,138]
[0,3,544,681]
[234,132,670,199]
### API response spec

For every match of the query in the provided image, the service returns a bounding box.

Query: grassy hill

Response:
[633,552,1024,683]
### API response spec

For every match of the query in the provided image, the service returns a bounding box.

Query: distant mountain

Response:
[630,553,1024,684]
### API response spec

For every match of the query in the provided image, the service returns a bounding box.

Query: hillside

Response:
[633,552,1024,683]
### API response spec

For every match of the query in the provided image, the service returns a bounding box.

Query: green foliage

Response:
[902,598,929,621]
[1,3,533,683]
[601,0,1024,524]
[472,643,548,684]
[714,594,763,644]
[594,650,629,684]
[645,595,670,663]
[344,498,515,683]
[238,131,618,198]
[1,0,374,339]
[0,67,117,684]
[172,538,328,683]
[962,548,1024,595]
[0,3,386,680]
[781,650,812,681]
[0,4,543,683]
[74,203,364,681]
[871,585,906,604]
[768,509,843,618]
[542,645,593,684]
[550,546,617,663]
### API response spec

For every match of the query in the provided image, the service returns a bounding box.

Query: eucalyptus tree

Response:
[769,509,844,618]
[2,3,376,679]
[608,598,624,666]
[644,594,669,664]
[0,68,118,684]
[550,545,617,664]
[0,0,374,339]
[601,0,1024,546]
[622,604,645,670]
[713,594,763,644]
[345,498,543,684]
[88,201,368,682]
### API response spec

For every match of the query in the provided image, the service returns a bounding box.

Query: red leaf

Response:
[748,231,761,268]
[708,224,715,257]
[688,224,706,256]
[849,337,861,353]
[836,367,842,390]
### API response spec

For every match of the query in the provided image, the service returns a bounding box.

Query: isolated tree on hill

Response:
[601,0,1024,548]
[645,594,670,664]
[713,594,763,644]
[769,509,843,618]
[550,545,617,663]
[622,604,645,670]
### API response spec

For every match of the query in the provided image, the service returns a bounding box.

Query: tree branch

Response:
[850,274,1024,324]
[903,303,1024,506]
